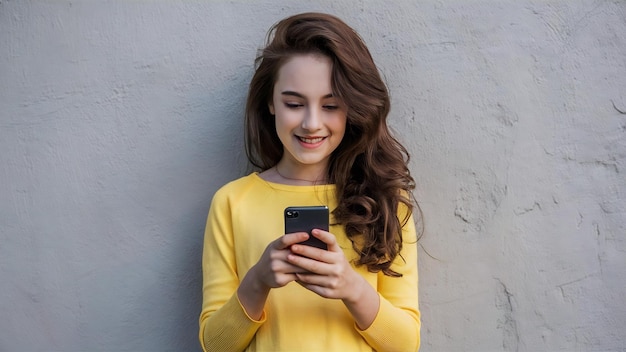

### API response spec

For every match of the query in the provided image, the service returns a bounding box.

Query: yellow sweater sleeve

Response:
[198,186,266,352]
[357,212,421,352]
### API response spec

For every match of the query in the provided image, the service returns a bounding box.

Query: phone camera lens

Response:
[293,211,299,218]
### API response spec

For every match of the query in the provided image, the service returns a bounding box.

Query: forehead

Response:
[274,54,333,94]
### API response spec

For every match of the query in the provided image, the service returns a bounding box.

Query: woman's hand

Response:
[254,232,311,289]
[237,232,310,320]
[286,229,380,329]
[286,229,361,300]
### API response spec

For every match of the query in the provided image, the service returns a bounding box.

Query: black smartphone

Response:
[284,206,329,250]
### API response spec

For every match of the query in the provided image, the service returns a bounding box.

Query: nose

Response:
[301,106,322,131]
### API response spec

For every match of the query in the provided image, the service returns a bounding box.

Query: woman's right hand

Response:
[253,231,311,289]
[237,232,310,319]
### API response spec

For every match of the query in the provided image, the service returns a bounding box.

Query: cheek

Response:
[274,113,297,140]
[274,110,288,128]
[274,116,286,135]
[275,108,302,128]
[334,115,348,138]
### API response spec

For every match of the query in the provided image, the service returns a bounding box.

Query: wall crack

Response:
[494,278,520,352]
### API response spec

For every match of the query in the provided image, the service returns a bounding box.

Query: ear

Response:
[268,101,275,115]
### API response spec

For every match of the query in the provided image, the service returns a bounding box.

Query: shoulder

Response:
[211,173,262,205]
[397,190,419,243]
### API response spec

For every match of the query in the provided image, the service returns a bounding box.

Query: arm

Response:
[288,214,420,351]
[199,189,311,351]
[199,190,263,352]
[287,231,380,329]
[357,215,420,351]
[237,232,311,320]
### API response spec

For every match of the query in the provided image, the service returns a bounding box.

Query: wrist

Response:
[237,265,270,320]
[343,274,369,305]
[243,264,270,295]
[341,274,379,330]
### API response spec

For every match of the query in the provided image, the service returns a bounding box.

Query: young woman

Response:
[199,12,421,352]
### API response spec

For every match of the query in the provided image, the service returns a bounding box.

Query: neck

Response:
[274,163,328,185]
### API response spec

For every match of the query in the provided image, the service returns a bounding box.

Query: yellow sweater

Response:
[199,173,420,351]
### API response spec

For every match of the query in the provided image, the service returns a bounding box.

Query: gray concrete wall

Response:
[1,1,624,351]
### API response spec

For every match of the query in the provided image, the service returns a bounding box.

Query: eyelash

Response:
[284,103,339,110]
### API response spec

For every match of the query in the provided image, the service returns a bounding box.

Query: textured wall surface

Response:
[1,1,624,351]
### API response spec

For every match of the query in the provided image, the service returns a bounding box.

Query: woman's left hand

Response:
[286,229,363,302]
[288,229,380,329]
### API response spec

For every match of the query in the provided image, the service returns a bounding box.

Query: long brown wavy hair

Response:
[245,12,418,277]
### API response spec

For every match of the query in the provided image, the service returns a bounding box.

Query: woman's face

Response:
[269,54,347,175]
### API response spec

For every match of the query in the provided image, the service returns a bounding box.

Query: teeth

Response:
[299,136,324,144]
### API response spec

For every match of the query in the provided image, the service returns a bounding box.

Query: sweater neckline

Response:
[251,172,336,192]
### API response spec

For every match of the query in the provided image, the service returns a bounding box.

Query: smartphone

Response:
[284,206,329,250]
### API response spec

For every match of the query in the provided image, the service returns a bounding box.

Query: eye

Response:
[323,105,339,111]
[284,102,304,109]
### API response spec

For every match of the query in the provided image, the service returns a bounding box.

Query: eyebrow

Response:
[281,91,334,99]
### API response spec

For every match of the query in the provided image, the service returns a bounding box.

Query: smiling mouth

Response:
[297,136,326,144]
